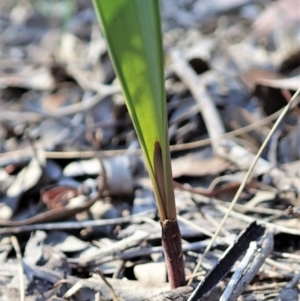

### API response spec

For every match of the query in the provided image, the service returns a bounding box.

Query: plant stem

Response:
[161,219,185,288]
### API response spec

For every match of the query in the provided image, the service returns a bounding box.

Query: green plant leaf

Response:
[92,0,176,220]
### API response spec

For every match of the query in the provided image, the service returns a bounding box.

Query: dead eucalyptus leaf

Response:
[172,153,232,178]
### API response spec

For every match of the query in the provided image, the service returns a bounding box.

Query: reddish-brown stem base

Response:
[161,219,185,289]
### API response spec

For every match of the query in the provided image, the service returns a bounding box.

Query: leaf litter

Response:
[1,0,300,300]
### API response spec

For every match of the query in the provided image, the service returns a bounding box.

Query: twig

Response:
[10,235,25,301]
[230,202,284,216]
[188,87,300,283]
[245,281,286,292]
[215,203,300,236]
[173,179,240,198]
[0,104,282,161]
[66,64,120,96]
[0,209,156,234]
[176,185,285,216]
[141,216,162,229]
[63,281,83,299]
[81,240,218,266]
[176,215,231,245]
[208,212,233,237]
[169,106,281,152]
[171,50,225,151]
[265,257,295,273]
[94,268,119,301]
[272,251,300,261]
[81,230,149,266]
[46,92,113,117]
[177,190,300,236]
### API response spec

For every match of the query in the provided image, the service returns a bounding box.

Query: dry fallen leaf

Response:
[172,152,232,178]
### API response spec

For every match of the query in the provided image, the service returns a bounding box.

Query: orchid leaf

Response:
[92,0,176,220]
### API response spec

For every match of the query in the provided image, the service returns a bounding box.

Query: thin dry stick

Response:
[245,282,287,292]
[203,212,232,238]
[63,281,83,299]
[171,50,225,151]
[94,268,118,301]
[265,257,294,272]
[215,202,300,236]
[0,209,155,234]
[83,230,149,265]
[272,251,300,261]
[0,105,281,161]
[176,215,231,245]
[86,240,216,265]
[10,235,25,301]
[188,87,300,284]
